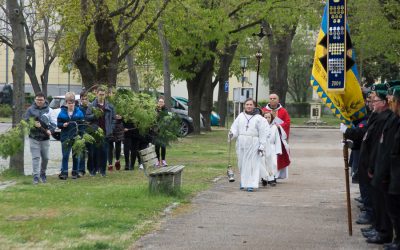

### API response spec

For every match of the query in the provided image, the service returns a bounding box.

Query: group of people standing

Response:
[24,87,168,184]
[228,94,291,192]
[341,81,400,250]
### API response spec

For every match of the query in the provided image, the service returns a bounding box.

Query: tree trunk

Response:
[94,1,119,87]
[187,59,214,134]
[200,67,214,131]
[124,33,139,92]
[26,63,42,94]
[7,0,26,175]
[216,42,238,127]
[74,0,96,89]
[158,19,172,109]
[265,23,297,106]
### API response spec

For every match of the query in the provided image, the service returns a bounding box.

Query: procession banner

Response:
[310,1,366,125]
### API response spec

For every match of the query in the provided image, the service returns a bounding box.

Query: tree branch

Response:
[229,19,262,34]
[118,0,170,62]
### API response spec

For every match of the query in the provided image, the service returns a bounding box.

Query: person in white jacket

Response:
[229,98,267,192]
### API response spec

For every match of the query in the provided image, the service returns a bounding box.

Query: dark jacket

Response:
[112,118,125,142]
[371,111,398,190]
[344,116,368,150]
[57,106,85,142]
[85,99,115,137]
[389,119,400,194]
[24,101,54,141]
[359,110,392,178]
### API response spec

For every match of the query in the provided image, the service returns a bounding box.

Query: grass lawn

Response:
[0,117,11,123]
[0,128,234,249]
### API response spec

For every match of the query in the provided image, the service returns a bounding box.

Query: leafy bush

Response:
[0,119,34,158]
[153,112,181,146]
[0,104,12,117]
[110,89,157,135]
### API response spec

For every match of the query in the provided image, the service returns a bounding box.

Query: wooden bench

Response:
[139,145,185,194]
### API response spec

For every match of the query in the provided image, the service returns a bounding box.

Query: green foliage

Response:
[0,120,34,159]
[110,89,157,135]
[349,0,400,82]
[153,112,181,147]
[0,104,12,117]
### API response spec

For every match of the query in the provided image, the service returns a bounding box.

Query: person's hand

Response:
[116,114,122,119]
[46,130,51,136]
[228,132,234,142]
[35,121,41,128]
[63,122,69,127]
[340,123,347,134]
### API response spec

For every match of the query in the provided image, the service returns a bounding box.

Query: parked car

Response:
[170,96,195,136]
[172,96,220,126]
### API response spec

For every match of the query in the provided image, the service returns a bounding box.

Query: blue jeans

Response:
[60,141,79,175]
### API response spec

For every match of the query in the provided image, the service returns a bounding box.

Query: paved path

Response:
[134,128,377,250]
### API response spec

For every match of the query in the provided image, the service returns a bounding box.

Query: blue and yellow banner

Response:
[310,2,366,125]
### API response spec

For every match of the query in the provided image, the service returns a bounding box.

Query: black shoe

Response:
[354,196,363,203]
[366,234,392,244]
[356,213,372,225]
[261,179,268,187]
[384,242,400,250]
[58,173,68,180]
[358,204,367,211]
[362,229,378,238]
[361,226,375,233]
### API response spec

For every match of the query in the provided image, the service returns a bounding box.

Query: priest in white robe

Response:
[229,98,267,192]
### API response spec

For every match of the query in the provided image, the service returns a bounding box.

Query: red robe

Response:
[262,104,291,170]
[261,104,291,139]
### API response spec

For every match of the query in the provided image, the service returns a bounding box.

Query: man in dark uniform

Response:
[384,86,400,250]
[356,84,391,238]
[340,88,371,222]
[366,84,400,244]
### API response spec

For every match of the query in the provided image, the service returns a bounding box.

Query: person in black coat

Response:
[108,114,124,171]
[384,86,400,250]
[359,89,393,244]
[154,97,168,167]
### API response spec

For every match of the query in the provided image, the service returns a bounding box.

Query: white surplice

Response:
[229,112,267,188]
[266,124,282,181]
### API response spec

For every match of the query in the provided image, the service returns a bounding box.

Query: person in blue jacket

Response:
[57,92,85,180]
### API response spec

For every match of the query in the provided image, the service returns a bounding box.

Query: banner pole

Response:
[343,134,352,236]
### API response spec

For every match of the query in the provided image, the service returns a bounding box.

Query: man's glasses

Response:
[371,99,384,103]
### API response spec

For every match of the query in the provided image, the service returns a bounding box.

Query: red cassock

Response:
[262,104,291,170]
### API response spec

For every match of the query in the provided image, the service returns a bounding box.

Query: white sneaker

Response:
[139,164,144,170]
[162,160,168,167]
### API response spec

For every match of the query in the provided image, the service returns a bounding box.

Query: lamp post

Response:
[252,26,266,106]
[240,56,248,88]
[67,63,73,92]
[255,51,262,105]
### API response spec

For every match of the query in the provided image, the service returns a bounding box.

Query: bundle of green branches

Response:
[0,119,35,159]
[152,112,182,147]
[110,89,157,135]
[69,126,104,158]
